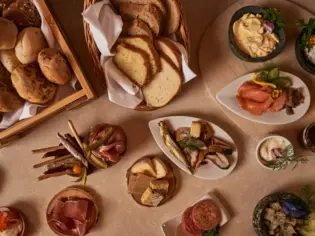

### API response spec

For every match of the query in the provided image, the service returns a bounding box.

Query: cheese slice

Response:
[141,187,164,207]
[149,180,169,196]
[128,173,155,194]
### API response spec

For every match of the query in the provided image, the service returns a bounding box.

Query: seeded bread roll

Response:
[0,62,11,87]
[122,19,153,41]
[0,49,22,73]
[143,55,182,107]
[120,36,160,75]
[15,27,47,64]
[119,3,163,36]
[11,64,57,104]
[0,81,23,112]
[0,0,14,16]
[38,48,72,85]
[0,17,18,50]
[114,43,150,87]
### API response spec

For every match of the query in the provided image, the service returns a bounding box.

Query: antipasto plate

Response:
[161,192,230,236]
[216,70,311,125]
[149,116,238,180]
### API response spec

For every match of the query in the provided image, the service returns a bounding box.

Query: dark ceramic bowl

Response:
[295,30,315,74]
[228,6,286,62]
[252,192,304,236]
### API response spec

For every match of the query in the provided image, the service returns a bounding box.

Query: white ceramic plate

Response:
[148,116,238,179]
[161,192,230,236]
[216,71,311,125]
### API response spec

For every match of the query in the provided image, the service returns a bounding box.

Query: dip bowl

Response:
[256,135,292,170]
[228,5,286,62]
[295,29,315,74]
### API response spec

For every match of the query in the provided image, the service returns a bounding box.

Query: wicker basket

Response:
[83,0,191,111]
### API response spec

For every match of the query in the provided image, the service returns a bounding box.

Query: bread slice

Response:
[143,55,182,107]
[114,43,150,87]
[151,157,168,178]
[111,0,167,18]
[119,3,163,36]
[120,36,160,75]
[122,19,153,42]
[155,37,181,70]
[164,0,181,35]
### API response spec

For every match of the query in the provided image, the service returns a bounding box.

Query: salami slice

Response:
[192,199,221,230]
[181,207,203,236]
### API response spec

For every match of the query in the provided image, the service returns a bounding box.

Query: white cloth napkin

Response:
[83,1,196,109]
[0,0,78,130]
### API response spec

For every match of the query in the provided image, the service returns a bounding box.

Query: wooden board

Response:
[199,0,315,142]
[0,0,96,147]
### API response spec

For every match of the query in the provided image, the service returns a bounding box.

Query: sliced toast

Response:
[155,37,181,70]
[119,3,163,36]
[120,36,161,75]
[143,54,182,107]
[164,0,181,35]
[114,43,150,87]
[111,0,167,18]
[122,19,153,41]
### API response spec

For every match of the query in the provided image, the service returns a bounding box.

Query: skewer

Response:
[33,154,72,168]
[68,120,84,151]
[38,170,73,181]
[32,145,64,154]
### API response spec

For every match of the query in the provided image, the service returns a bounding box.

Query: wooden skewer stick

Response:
[38,170,73,181]
[33,154,72,168]
[68,120,84,151]
[32,145,64,154]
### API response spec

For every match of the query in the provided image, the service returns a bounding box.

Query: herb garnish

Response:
[297,18,315,51]
[301,185,315,212]
[178,137,206,150]
[203,226,220,236]
[263,8,285,32]
[266,145,309,170]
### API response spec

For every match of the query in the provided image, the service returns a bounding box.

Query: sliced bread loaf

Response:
[164,0,181,35]
[155,37,181,70]
[114,43,150,87]
[120,36,160,75]
[142,55,182,107]
[122,19,153,41]
[111,0,167,18]
[119,3,163,36]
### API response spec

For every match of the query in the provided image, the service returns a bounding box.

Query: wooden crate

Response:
[0,0,96,148]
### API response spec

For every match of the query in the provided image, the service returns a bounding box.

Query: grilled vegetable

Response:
[203,123,214,140]
[159,121,192,173]
[206,153,230,169]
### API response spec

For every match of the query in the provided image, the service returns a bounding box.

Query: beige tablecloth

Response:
[0,0,314,235]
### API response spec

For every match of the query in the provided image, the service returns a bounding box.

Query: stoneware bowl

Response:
[295,29,315,74]
[253,192,304,236]
[256,135,292,170]
[228,5,286,62]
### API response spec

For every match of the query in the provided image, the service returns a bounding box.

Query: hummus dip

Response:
[233,13,279,58]
[259,137,287,161]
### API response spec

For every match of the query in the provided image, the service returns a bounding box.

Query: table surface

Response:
[1,0,314,235]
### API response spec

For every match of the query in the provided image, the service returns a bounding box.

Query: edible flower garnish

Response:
[264,21,275,33]
[263,8,285,33]
[283,200,309,218]
[272,89,281,98]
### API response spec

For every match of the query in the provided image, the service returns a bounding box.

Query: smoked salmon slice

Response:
[268,90,287,112]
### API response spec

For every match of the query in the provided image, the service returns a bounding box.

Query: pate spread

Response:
[233,13,279,58]
[259,137,286,161]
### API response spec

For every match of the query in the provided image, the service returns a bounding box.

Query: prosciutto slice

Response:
[89,123,127,162]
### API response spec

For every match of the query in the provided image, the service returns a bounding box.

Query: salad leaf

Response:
[178,137,206,150]
[203,226,220,236]
[271,77,292,88]
[301,185,315,212]
[297,18,315,50]
[263,8,285,32]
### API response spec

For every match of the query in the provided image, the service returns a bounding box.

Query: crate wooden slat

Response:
[0,0,96,148]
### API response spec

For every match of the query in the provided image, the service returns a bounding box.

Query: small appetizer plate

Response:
[256,135,292,170]
[149,116,238,180]
[161,192,230,236]
[216,71,311,125]
[0,207,25,236]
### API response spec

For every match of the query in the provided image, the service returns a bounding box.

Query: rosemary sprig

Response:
[301,185,315,211]
[297,18,315,51]
[266,145,309,170]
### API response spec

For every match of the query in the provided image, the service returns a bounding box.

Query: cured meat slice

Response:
[268,90,287,112]
[181,207,203,235]
[63,200,89,222]
[89,124,127,162]
[191,199,221,231]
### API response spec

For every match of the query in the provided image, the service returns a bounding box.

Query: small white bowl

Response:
[256,135,292,170]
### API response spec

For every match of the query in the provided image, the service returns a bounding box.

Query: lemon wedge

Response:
[252,74,277,88]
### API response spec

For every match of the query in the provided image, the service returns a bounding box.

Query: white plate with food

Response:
[161,192,230,236]
[149,116,238,180]
[216,67,311,125]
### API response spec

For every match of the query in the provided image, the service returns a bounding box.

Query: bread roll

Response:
[0,62,11,87]
[0,81,24,112]
[0,17,18,50]
[11,64,57,104]
[0,49,22,72]
[15,27,47,64]
[38,48,72,85]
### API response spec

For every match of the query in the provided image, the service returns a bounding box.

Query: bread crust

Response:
[0,81,23,112]
[164,0,181,35]
[155,37,182,70]
[0,49,22,73]
[122,19,154,42]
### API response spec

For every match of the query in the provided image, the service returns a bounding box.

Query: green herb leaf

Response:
[203,226,220,236]
[263,8,285,32]
[178,137,206,150]
[297,18,315,50]
[301,185,315,211]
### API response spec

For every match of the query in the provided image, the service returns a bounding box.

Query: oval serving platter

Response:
[148,116,238,180]
[216,71,311,125]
